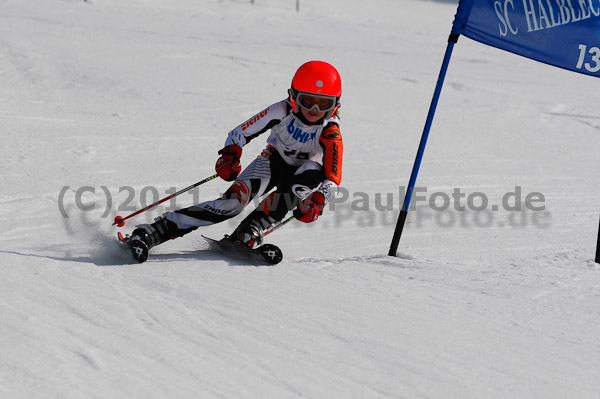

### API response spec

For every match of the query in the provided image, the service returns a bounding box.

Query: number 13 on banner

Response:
[576,44,600,73]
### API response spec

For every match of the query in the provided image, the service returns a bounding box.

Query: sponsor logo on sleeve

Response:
[321,127,341,140]
[331,142,340,177]
[241,108,270,131]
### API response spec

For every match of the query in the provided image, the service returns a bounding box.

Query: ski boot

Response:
[120,215,183,263]
[228,212,277,249]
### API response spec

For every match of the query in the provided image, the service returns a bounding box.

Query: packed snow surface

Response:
[1,0,599,398]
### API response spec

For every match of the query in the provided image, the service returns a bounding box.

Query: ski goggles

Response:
[295,91,337,113]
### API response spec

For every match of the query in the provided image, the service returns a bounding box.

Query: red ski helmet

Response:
[290,61,341,119]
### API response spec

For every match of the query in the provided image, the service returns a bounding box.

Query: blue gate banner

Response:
[452,0,600,77]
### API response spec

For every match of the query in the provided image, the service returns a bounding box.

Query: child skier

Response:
[124,60,344,262]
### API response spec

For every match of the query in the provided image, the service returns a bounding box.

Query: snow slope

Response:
[1,0,599,398]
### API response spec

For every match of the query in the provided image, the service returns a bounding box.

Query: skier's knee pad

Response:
[225,180,252,206]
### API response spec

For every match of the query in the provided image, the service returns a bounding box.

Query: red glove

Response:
[215,145,242,181]
[293,192,326,223]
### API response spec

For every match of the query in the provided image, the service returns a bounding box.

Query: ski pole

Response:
[113,174,219,227]
[264,215,295,236]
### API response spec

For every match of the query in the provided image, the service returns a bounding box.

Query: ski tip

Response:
[117,233,149,263]
[202,235,283,265]
[128,238,149,263]
[259,243,283,265]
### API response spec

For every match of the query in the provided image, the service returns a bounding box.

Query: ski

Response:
[202,235,283,265]
[116,232,283,265]
[118,232,149,263]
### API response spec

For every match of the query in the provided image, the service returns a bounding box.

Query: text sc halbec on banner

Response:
[452,0,600,77]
